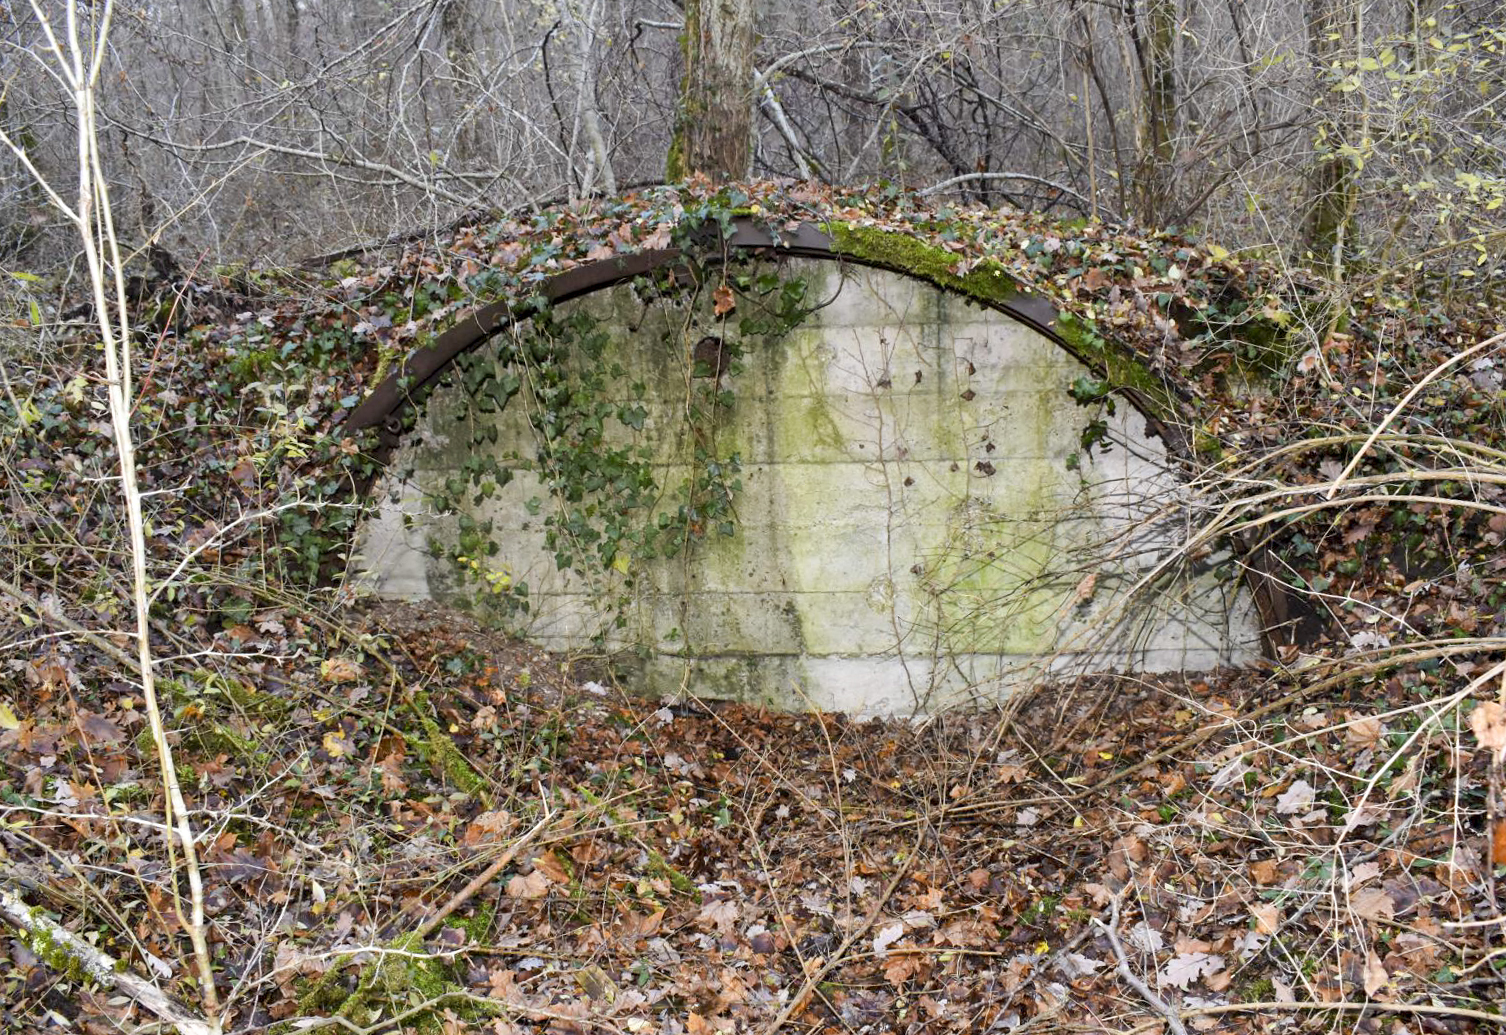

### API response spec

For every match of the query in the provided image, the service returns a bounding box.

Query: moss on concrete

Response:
[826,223,1183,425]
[826,223,1024,308]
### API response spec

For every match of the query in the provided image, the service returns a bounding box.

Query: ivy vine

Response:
[420,253,816,639]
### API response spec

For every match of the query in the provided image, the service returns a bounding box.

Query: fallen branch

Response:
[1092,888,1189,1035]
[413,806,554,940]
[1121,999,1506,1033]
[0,884,217,1035]
[0,576,141,674]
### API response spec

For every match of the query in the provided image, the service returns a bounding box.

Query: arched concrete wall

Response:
[353,256,1263,715]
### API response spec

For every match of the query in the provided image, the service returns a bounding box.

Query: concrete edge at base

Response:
[620,650,1260,719]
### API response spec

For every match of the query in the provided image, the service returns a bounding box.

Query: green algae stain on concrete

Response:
[355,257,1263,716]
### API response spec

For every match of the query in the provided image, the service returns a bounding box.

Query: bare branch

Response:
[0,885,217,1035]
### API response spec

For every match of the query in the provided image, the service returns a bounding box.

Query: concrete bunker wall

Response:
[354,258,1261,715]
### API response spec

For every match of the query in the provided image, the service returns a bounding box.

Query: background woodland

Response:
[4,0,1505,293]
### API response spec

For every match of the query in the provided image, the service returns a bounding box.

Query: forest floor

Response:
[4,597,1502,1035]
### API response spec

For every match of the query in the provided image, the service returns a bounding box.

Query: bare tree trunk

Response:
[566,0,616,196]
[666,0,755,183]
[1304,0,1358,280]
[442,0,481,165]
[1127,0,1178,225]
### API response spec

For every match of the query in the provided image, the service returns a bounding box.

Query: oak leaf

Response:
[1161,952,1224,990]
[696,897,739,933]
[873,920,907,957]
[1275,779,1315,815]
[1363,950,1389,997]
[1350,888,1395,921]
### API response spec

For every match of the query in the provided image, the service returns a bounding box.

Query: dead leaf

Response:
[1173,934,1214,955]
[75,710,124,746]
[533,851,570,884]
[1350,888,1395,921]
[506,869,550,900]
[1161,952,1224,990]
[1275,779,1316,815]
[1342,518,1379,545]
[1127,922,1165,953]
[463,811,514,847]
[1470,701,1506,759]
[1249,903,1280,935]
[320,657,363,684]
[1249,859,1281,884]
[883,954,925,986]
[1054,953,1103,979]
[874,920,907,956]
[712,284,735,316]
[1344,715,1384,749]
[696,897,739,933]
[230,457,259,493]
[1073,573,1097,605]
[1363,950,1389,997]
[575,964,619,1001]
[1108,834,1147,880]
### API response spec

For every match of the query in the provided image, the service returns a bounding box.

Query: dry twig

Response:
[1092,887,1189,1035]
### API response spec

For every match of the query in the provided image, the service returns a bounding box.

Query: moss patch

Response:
[825,223,1023,308]
[826,222,1182,425]
[409,689,489,800]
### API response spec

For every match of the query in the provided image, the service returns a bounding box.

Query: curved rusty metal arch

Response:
[348,218,1081,437]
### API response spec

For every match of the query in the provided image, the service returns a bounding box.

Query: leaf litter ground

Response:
[4,599,1502,1035]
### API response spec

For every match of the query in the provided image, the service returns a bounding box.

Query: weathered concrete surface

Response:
[354,260,1261,715]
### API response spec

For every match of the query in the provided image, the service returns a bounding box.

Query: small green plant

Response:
[1065,375,1117,470]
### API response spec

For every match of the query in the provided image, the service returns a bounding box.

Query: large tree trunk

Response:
[1126,0,1178,226]
[666,0,755,183]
